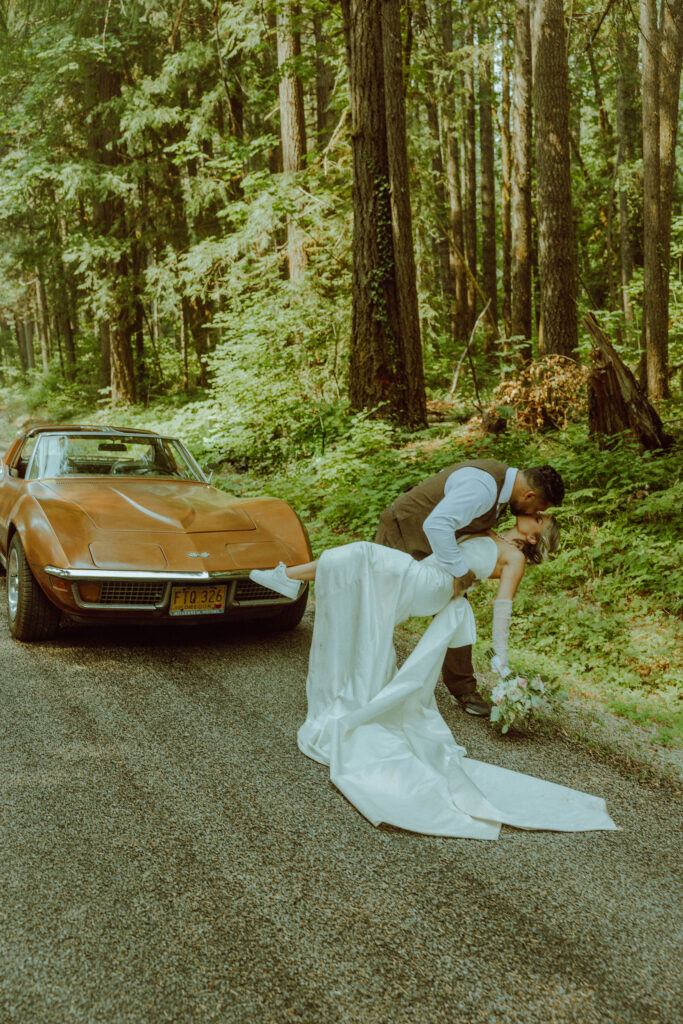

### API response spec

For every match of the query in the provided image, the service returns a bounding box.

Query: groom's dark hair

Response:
[524,465,565,506]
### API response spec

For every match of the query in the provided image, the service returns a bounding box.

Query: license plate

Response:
[170,585,227,616]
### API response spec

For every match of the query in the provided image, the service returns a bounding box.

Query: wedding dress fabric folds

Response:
[297,540,616,840]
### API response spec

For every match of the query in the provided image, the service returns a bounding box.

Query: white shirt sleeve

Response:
[423,468,498,577]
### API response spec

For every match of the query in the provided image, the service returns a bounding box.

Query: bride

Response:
[250,516,617,840]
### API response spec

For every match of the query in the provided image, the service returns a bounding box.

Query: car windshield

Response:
[25,434,204,482]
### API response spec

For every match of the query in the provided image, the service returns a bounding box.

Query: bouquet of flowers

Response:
[489,673,547,734]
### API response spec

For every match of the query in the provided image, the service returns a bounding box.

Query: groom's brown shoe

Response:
[455,692,491,718]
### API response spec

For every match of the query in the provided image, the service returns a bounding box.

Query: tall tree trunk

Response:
[313,12,335,148]
[277,1,308,282]
[109,249,137,406]
[587,47,618,311]
[187,298,211,388]
[85,57,136,404]
[640,0,669,396]
[56,211,78,377]
[415,0,455,338]
[615,14,640,328]
[13,317,29,373]
[35,274,51,372]
[501,20,512,340]
[532,0,577,355]
[99,323,111,388]
[463,20,477,330]
[340,0,426,426]
[511,0,533,357]
[441,2,468,342]
[658,0,683,361]
[478,11,498,348]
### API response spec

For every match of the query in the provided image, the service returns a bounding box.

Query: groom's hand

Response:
[453,569,476,597]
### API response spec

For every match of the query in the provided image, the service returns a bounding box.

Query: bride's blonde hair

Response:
[518,514,560,565]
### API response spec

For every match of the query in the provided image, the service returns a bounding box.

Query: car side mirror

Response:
[203,467,214,484]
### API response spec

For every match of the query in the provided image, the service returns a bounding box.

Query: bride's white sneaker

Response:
[249,562,302,600]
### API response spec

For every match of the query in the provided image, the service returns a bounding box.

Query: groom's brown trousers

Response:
[374,508,478,698]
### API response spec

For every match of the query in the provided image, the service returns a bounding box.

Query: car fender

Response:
[238,497,313,563]
[8,493,72,574]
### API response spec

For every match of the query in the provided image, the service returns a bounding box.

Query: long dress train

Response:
[297,539,617,840]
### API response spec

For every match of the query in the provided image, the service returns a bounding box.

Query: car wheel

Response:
[7,535,61,641]
[265,584,309,632]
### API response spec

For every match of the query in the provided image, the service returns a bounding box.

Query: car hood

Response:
[36,479,256,534]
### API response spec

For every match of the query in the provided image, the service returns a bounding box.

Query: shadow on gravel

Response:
[51,617,313,652]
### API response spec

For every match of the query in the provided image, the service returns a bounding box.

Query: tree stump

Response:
[584,313,673,450]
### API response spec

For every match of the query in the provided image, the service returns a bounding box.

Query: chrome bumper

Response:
[44,565,300,612]
[44,566,247,582]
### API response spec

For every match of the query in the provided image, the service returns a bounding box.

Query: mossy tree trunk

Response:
[532,0,578,356]
[340,0,426,427]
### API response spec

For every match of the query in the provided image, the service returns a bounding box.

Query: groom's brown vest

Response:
[385,458,509,561]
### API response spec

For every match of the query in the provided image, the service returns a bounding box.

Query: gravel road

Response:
[0,596,680,1024]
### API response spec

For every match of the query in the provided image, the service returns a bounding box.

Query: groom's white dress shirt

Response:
[423,466,518,578]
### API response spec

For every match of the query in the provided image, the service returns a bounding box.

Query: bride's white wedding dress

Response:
[297,538,616,839]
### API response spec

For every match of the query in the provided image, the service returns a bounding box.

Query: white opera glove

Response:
[490,654,512,680]
[491,598,513,679]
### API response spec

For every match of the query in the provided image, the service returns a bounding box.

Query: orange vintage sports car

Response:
[0,424,312,641]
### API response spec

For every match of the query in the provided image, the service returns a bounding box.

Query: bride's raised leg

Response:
[284,559,318,581]
[248,558,318,599]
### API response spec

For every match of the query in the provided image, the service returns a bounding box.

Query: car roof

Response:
[22,424,169,440]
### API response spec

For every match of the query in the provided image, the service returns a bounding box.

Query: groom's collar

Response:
[499,467,518,505]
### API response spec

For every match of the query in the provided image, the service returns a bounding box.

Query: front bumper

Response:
[43,565,301,616]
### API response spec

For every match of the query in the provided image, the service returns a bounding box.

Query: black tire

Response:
[264,584,309,632]
[7,535,61,641]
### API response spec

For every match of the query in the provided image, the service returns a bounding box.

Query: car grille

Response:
[98,581,166,606]
[233,578,284,602]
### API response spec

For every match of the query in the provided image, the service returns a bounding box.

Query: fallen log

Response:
[583,313,674,451]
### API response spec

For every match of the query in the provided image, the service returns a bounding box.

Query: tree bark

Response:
[640,0,669,397]
[441,2,468,342]
[277,1,308,282]
[615,13,640,328]
[35,274,51,373]
[56,211,78,376]
[501,20,512,340]
[415,0,455,338]
[532,0,578,355]
[463,20,477,330]
[313,12,335,148]
[13,317,29,373]
[340,0,426,426]
[511,0,533,356]
[478,11,498,348]
[587,46,618,311]
[84,57,136,404]
[658,0,683,351]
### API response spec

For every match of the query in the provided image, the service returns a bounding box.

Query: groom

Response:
[375,459,565,716]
